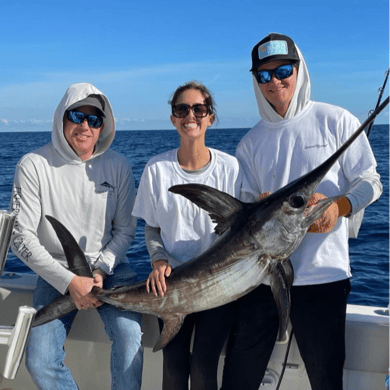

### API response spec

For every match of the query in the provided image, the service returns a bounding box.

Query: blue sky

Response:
[0,0,388,132]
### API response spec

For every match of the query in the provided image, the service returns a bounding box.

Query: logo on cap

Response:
[258,40,288,60]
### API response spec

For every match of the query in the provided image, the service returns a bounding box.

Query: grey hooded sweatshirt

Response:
[11,83,137,294]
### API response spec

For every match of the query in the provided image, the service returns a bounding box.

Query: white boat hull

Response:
[0,273,388,390]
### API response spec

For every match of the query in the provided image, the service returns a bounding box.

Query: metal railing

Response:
[0,210,36,381]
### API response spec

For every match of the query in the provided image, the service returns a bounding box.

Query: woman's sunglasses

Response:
[255,63,295,84]
[172,104,209,118]
[66,110,104,128]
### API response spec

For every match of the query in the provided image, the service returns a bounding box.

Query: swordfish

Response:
[30,97,388,351]
[92,97,388,351]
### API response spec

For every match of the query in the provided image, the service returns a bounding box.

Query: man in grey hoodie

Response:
[11,83,143,389]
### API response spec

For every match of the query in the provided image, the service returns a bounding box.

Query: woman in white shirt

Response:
[132,81,242,390]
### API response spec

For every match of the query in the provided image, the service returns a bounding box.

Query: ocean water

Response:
[0,125,388,307]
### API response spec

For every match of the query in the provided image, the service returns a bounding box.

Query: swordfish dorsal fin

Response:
[153,313,186,352]
[169,184,245,235]
[45,215,92,277]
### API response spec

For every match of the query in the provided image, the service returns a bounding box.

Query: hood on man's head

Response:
[52,83,115,162]
[250,33,300,71]
[251,34,311,122]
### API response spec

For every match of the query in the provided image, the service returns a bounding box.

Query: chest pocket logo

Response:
[97,182,115,198]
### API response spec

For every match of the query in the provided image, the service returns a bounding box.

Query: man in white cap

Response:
[11,83,143,389]
[221,33,382,390]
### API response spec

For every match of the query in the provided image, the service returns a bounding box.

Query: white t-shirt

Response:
[132,148,242,268]
[237,101,382,286]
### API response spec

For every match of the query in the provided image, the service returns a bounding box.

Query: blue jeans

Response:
[26,263,143,390]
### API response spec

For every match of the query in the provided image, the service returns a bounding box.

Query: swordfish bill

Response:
[92,97,388,351]
[31,216,93,327]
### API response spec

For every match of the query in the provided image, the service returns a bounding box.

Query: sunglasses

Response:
[255,64,295,84]
[172,104,209,118]
[66,110,104,128]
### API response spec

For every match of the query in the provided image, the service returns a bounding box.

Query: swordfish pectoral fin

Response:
[169,184,245,235]
[269,261,293,342]
[281,259,294,292]
[153,313,186,352]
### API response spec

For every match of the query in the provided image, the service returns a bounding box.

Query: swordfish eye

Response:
[289,193,305,209]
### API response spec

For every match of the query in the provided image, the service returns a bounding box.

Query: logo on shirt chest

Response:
[304,143,328,150]
[98,182,115,198]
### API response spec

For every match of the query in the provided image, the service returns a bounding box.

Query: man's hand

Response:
[146,260,172,297]
[258,191,271,200]
[307,193,347,233]
[68,275,104,310]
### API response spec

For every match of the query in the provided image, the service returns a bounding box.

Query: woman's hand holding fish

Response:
[147,260,172,297]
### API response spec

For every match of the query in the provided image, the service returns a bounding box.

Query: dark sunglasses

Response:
[255,63,295,84]
[172,104,209,118]
[66,110,104,128]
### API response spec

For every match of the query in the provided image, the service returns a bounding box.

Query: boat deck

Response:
[0,272,388,390]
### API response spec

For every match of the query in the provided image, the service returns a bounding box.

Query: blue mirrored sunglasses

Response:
[255,64,294,84]
[66,110,104,128]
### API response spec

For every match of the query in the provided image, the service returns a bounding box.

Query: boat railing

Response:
[0,210,36,380]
